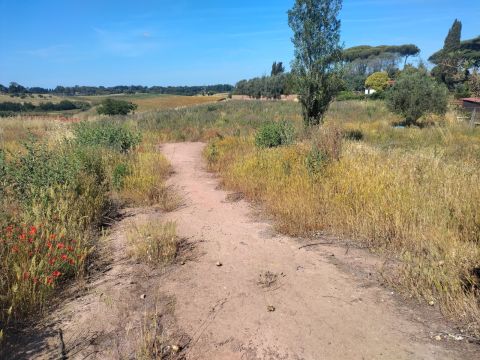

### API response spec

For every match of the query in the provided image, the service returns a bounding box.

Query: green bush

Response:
[97,98,138,115]
[336,91,365,101]
[112,163,130,190]
[5,141,106,205]
[73,121,141,153]
[365,72,389,92]
[386,67,448,126]
[255,121,295,148]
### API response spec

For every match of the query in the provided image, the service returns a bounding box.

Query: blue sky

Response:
[0,0,479,87]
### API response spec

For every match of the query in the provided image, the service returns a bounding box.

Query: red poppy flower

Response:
[52,270,61,277]
[29,226,37,236]
[57,243,65,250]
[61,254,68,261]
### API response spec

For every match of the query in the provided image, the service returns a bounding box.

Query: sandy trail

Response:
[160,142,477,360]
[8,142,478,360]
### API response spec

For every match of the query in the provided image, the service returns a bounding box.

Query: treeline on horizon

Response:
[0,83,234,97]
[0,100,90,117]
[234,27,480,100]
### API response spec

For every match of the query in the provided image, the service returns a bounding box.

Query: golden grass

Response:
[127,221,178,265]
[0,116,70,153]
[119,149,181,211]
[131,95,225,112]
[0,94,66,105]
[206,112,480,334]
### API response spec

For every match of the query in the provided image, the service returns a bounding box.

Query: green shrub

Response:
[112,163,130,190]
[255,121,295,148]
[344,129,364,141]
[97,98,138,115]
[365,72,389,92]
[73,121,141,153]
[386,67,448,126]
[336,91,365,101]
[5,141,107,206]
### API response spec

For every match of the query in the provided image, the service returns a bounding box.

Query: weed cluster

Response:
[0,118,174,337]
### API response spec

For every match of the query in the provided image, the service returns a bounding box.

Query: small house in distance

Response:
[461,98,480,111]
[365,79,395,95]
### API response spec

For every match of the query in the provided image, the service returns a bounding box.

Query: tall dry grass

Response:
[127,221,178,265]
[204,100,480,334]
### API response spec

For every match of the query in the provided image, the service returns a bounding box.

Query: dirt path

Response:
[160,142,478,360]
[7,142,478,360]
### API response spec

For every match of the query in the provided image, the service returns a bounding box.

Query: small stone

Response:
[448,334,464,341]
[216,261,223,267]
[140,294,147,300]
[434,335,442,341]
[428,300,435,306]
[171,344,181,353]
[181,260,186,265]
[267,305,276,312]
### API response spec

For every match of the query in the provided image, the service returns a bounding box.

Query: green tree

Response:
[97,98,138,116]
[288,0,343,126]
[386,68,448,126]
[271,61,285,76]
[429,19,465,89]
[443,19,462,53]
[365,72,389,92]
[469,70,480,97]
[8,82,27,94]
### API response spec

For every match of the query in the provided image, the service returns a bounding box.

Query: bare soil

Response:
[159,142,479,360]
[5,142,479,360]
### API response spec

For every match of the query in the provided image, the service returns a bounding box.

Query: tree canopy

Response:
[288,0,343,126]
[342,44,420,62]
[429,35,480,68]
[0,84,234,97]
[97,99,138,116]
[386,67,448,125]
[429,19,480,91]
[365,72,389,92]
[271,62,285,76]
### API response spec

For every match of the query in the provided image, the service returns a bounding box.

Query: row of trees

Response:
[235,0,478,128]
[234,0,452,128]
[0,83,234,97]
[234,72,297,99]
[342,44,420,91]
[0,100,90,116]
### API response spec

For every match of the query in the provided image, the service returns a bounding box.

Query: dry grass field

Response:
[127,94,225,111]
[2,98,480,348]
[0,94,64,105]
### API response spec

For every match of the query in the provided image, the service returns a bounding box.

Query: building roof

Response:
[461,98,480,104]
